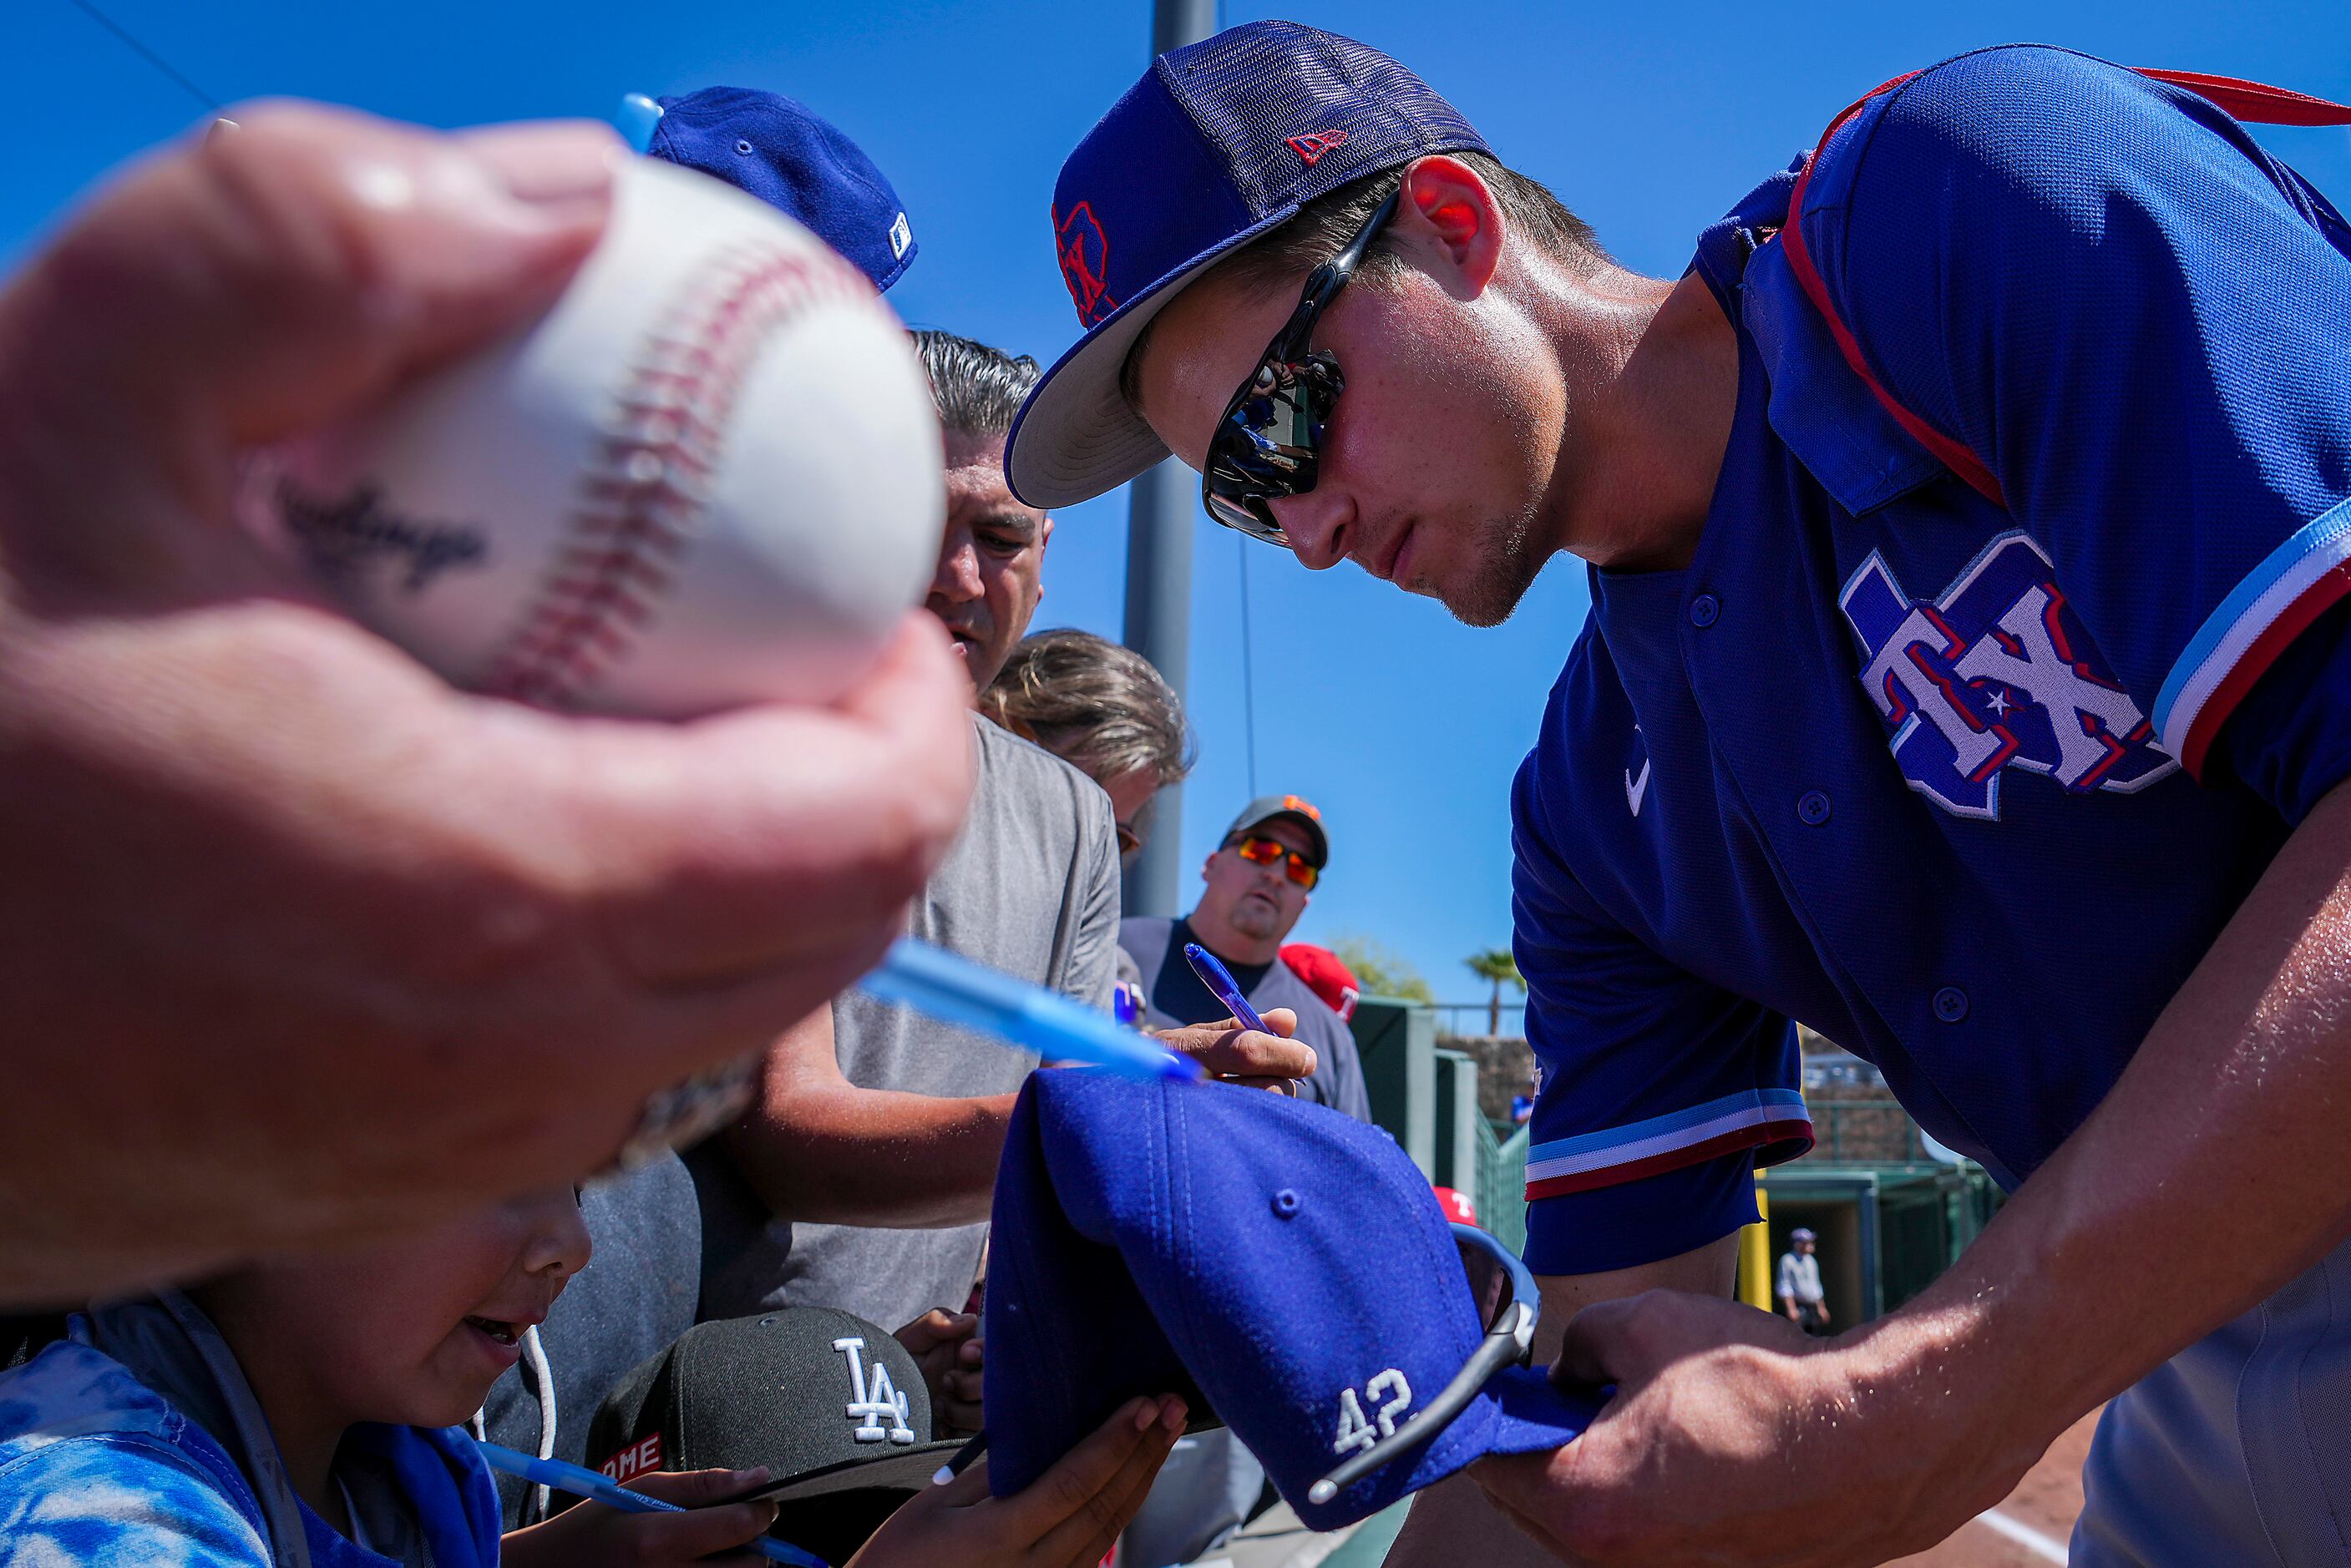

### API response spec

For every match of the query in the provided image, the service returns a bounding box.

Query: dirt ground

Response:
[1884,1407,2102,1566]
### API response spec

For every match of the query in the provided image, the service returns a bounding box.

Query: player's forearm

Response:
[1853,774,2351,1444]
[1386,1237,1737,1568]
[720,1082,1017,1228]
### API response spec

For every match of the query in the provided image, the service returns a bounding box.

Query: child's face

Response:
[215,1185,591,1429]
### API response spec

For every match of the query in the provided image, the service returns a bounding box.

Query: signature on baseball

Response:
[280,478,489,594]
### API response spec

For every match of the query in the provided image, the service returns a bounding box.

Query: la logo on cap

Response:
[833,1336,916,1444]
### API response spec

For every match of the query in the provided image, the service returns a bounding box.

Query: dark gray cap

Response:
[1221,793,1330,868]
[590,1308,962,1560]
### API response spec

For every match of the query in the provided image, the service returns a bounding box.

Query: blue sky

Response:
[13,0,2348,1006]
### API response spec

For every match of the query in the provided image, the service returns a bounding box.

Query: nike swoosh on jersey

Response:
[1625,758,1651,817]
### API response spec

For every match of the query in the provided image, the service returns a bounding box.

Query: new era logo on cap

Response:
[1286,129,1349,165]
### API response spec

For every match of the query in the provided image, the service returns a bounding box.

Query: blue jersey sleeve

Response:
[1803,45,2351,820]
[1512,754,1811,1277]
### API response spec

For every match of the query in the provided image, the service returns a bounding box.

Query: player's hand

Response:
[847,1395,1187,1568]
[895,1308,985,1434]
[1472,1290,2041,1565]
[499,1466,782,1567]
[0,103,974,1303]
[1153,1007,1315,1091]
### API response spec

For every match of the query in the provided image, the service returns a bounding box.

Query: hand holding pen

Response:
[1179,943,1313,1095]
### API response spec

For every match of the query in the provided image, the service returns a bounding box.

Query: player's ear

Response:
[1391,154,1504,302]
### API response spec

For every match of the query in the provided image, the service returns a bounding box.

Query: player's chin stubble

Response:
[1440,512,1542,629]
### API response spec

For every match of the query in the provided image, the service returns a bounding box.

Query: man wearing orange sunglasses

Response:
[1117,795,1370,1566]
[1118,795,1369,1122]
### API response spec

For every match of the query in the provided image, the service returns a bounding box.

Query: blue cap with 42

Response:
[982,1070,1600,1529]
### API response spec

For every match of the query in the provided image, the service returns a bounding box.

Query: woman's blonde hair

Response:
[980,629,1194,787]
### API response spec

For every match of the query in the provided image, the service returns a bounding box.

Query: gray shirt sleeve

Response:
[1053,780,1122,1010]
[1777,1253,1799,1300]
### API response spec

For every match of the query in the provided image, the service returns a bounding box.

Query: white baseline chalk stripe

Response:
[1972,1506,2070,1564]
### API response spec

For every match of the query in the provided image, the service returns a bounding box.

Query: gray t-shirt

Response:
[1119,915,1371,1122]
[693,713,1122,1328]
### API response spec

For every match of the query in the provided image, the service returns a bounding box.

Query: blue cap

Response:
[1005,21,1491,508]
[643,87,916,292]
[982,1071,1597,1530]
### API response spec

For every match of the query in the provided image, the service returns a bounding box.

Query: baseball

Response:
[268,155,945,717]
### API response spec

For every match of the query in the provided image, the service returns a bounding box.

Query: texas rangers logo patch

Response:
[1055,202,1117,327]
[1838,531,2176,820]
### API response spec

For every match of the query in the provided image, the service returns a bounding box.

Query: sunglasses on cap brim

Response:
[1306,1222,1540,1505]
[1201,187,1401,546]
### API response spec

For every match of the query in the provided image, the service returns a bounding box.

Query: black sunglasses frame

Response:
[1201,186,1402,546]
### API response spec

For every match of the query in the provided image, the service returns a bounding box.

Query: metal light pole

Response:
[1122,0,1218,919]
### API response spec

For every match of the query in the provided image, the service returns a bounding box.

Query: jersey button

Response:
[1797,790,1832,825]
[1933,987,1969,1023]
[1688,594,1720,629]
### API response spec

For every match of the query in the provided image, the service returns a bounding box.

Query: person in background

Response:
[690,336,1310,1349]
[1510,1069,1538,1128]
[980,626,1196,1022]
[1121,796,1371,1120]
[979,627,1194,865]
[1776,1227,1831,1335]
[1279,942,1360,1023]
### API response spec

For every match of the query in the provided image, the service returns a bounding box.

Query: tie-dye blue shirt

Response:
[0,1328,500,1567]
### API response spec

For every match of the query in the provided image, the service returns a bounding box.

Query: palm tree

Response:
[1463,948,1524,1036]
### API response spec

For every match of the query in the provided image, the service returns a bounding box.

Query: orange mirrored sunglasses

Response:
[1230,833,1319,890]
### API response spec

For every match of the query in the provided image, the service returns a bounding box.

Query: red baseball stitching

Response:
[481,241,875,710]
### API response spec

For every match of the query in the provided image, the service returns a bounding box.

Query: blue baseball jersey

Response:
[1518,45,2351,1276]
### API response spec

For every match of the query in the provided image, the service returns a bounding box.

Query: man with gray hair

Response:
[687,333,1313,1409]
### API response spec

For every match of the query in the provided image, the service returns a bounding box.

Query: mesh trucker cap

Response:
[1005,21,1492,508]
[643,88,917,291]
[983,1071,1599,1530]
[589,1308,960,1559]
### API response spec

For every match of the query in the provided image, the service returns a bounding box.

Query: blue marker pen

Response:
[474,1443,828,1568]
[860,938,1200,1082]
[1183,943,1269,1034]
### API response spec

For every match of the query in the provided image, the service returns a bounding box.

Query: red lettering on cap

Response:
[599,1434,663,1484]
[1055,202,1117,327]
[1285,129,1348,167]
[1281,794,1321,821]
